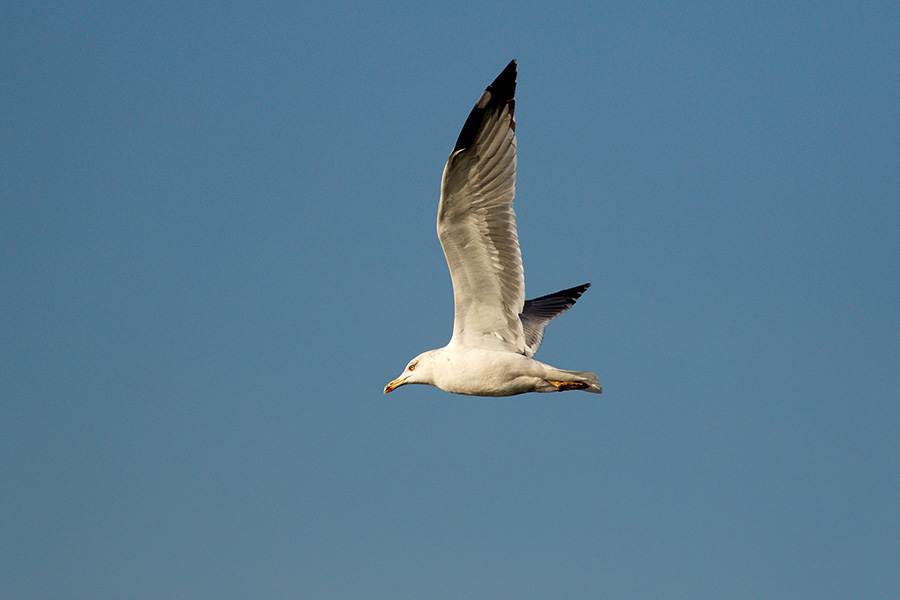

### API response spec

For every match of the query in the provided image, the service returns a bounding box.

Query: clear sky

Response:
[2,2,898,599]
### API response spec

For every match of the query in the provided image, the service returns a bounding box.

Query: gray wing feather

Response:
[520,283,591,356]
[438,60,525,351]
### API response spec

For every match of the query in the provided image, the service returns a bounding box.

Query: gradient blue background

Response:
[3,2,898,598]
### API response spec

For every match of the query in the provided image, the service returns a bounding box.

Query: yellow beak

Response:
[383,378,406,394]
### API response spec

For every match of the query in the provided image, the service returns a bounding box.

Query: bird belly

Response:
[432,349,544,396]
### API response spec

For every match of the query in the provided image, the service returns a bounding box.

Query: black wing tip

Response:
[565,283,592,298]
[527,283,592,305]
[452,60,517,154]
[490,59,517,102]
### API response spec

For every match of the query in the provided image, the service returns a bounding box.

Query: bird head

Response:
[383,350,438,393]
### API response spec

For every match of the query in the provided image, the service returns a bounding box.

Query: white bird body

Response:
[384,60,601,397]
[411,344,600,397]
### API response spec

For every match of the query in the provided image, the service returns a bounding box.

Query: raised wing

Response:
[437,60,524,351]
[520,283,591,356]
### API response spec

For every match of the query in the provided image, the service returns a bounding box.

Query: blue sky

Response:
[2,2,898,598]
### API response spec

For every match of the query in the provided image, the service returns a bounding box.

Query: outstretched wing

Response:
[437,60,525,351]
[520,283,591,356]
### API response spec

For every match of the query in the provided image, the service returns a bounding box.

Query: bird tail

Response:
[542,368,602,394]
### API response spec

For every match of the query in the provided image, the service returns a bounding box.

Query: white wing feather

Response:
[437,61,524,352]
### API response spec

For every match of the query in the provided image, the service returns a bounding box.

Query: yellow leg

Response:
[547,380,589,391]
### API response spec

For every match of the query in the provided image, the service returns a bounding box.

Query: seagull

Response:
[384,60,601,396]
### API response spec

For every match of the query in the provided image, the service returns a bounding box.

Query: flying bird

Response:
[384,60,601,396]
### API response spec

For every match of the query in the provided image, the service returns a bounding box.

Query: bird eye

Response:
[409,363,416,371]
